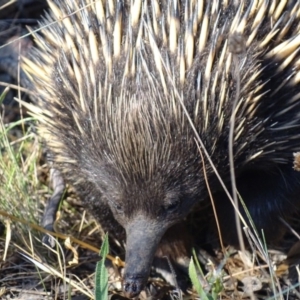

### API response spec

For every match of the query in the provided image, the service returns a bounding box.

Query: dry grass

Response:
[0,105,98,299]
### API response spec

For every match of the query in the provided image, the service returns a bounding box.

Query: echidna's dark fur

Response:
[20,0,300,297]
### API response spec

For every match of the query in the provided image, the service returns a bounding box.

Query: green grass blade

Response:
[95,233,109,300]
[189,257,211,300]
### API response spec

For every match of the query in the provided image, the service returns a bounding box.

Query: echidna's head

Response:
[95,166,201,295]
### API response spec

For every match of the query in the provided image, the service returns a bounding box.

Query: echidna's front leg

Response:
[153,222,193,292]
[41,167,65,247]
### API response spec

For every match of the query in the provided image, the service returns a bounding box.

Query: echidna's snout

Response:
[123,216,168,298]
[123,274,146,298]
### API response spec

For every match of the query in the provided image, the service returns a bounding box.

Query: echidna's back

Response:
[23,0,300,182]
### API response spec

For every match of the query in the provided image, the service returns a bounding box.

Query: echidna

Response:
[18,0,300,297]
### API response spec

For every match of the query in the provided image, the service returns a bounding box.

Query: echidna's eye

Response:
[115,204,123,212]
[164,200,180,212]
[111,202,123,214]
